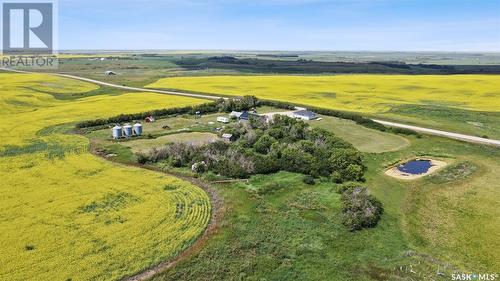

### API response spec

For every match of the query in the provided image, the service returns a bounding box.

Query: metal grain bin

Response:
[112,125,122,139]
[133,123,143,136]
[123,124,133,137]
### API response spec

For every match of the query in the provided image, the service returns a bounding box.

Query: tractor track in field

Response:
[89,142,226,281]
[3,67,499,148]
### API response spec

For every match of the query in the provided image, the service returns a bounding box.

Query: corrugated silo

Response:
[112,125,122,139]
[123,124,133,137]
[133,123,143,136]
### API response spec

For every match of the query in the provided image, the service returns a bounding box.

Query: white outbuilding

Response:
[292,110,318,120]
[217,116,230,123]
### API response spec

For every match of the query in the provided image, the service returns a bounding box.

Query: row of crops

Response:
[0,73,211,280]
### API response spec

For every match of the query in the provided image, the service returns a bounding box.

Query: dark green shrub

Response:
[303,175,316,185]
[335,182,359,194]
[136,152,149,164]
[257,182,286,195]
[254,134,275,154]
[192,161,207,174]
[340,186,383,231]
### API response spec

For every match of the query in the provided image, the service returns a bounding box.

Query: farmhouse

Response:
[293,110,318,120]
[239,111,250,120]
[230,110,265,122]
[230,111,243,119]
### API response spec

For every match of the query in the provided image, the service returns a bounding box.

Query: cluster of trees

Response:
[76,97,260,129]
[259,100,420,137]
[174,56,500,74]
[217,96,259,112]
[138,141,255,179]
[138,115,366,182]
[337,183,384,231]
[207,56,250,65]
[76,102,220,128]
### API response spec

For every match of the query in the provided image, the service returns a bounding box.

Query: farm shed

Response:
[230,111,243,118]
[221,133,235,142]
[230,111,264,122]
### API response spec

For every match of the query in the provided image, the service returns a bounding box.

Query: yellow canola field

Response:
[0,73,211,280]
[147,75,500,113]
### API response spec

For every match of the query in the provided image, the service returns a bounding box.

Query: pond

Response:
[397,159,433,175]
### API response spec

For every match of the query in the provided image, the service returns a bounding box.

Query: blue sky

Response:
[59,0,500,51]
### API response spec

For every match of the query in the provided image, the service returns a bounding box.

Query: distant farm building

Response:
[104,71,117,76]
[217,116,230,123]
[230,111,243,119]
[239,111,250,120]
[230,111,264,122]
[145,116,155,123]
[293,110,318,120]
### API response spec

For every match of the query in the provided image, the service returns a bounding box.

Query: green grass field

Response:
[151,133,500,281]
[125,132,218,153]
[310,116,410,153]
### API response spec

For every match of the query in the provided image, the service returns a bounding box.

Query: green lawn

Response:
[310,115,410,153]
[151,133,499,280]
[125,132,218,153]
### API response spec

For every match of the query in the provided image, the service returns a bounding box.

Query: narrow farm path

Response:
[89,143,225,281]
[2,67,499,147]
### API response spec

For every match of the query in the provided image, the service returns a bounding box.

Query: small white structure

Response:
[217,116,230,123]
[221,133,234,142]
[123,124,133,137]
[293,110,318,120]
[104,70,116,76]
[112,125,122,139]
[133,123,143,136]
[145,116,155,123]
[230,111,243,119]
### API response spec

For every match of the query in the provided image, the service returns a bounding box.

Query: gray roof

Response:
[230,111,243,118]
[293,110,317,118]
